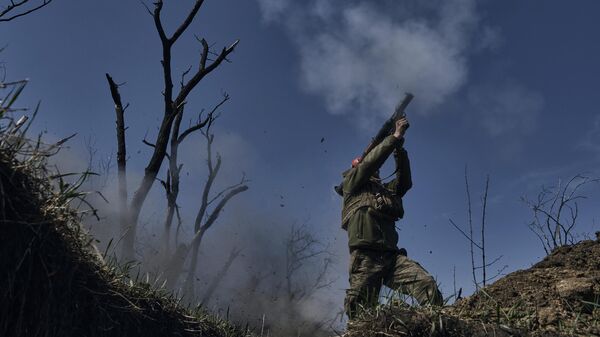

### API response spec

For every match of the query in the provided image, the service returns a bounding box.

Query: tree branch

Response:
[465,166,478,289]
[201,185,248,233]
[152,0,168,44]
[0,0,52,22]
[481,175,489,286]
[175,39,239,107]
[178,93,229,144]
[449,218,483,250]
[170,0,205,43]
[142,138,156,149]
[207,174,248,206]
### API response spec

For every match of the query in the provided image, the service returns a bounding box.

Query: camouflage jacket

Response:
[341,135,412,251]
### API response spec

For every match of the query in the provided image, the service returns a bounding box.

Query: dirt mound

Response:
[345,240,600,337]
[451,240,600,336]
[344,305,524,337]
[533,239,600,270]
[0,148,248,337]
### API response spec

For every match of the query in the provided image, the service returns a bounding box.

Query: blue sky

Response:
[4,0,600,319]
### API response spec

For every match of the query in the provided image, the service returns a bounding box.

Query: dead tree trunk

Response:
[181,118,248,298]
[183,184,248,298]
[159,86,229,260]
[449,172,506,290]
[155,110,247,294]
[159,107,184,259]
[106,0,239,261]
[105,74,129,257]
[201,247,242,305]
[481,175,489,286]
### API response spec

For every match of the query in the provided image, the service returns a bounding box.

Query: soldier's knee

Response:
[423,277,443,306]
[432,289,444,306]
[409,276,442,306]
[424,276,437,289]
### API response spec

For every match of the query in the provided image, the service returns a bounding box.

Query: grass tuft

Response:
[0,87,253,337]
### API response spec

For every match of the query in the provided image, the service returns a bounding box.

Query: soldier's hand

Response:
[393,117,409,139]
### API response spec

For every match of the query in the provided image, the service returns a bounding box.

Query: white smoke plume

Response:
[256,0,483,117]
[49,132,338,335]
[468,82,544,138]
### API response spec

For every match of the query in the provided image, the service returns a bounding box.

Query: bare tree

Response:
[105,0,239,261]
[0,0,52,22]
[105,74,129,252]
[200,246,242,305]
[450,170,506,289]
[280,223,336,336]
[158,78,230,256]
[158,112,248,298]
[226,223,336,337]
[181,116,248,297]
[522,174,599,254]
[284,223,334,303]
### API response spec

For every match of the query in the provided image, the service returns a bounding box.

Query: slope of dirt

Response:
[344,305,525,337]
[450,239,600,336]
[0,149,248,337]
[344,240,600,337]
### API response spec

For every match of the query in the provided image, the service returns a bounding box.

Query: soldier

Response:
[341,116,443,319]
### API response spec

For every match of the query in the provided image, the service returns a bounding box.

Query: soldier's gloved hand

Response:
[393,117,409,139]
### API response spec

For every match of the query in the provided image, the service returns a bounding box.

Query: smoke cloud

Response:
[579,115,600,156]
[49,131,339,335]
[468,82,544,138]
[256,0,482,117]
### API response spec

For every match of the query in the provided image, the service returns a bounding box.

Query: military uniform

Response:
[341,135,443,319]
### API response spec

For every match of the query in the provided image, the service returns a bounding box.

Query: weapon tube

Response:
[360,93,413,159]
[334,93,414,196]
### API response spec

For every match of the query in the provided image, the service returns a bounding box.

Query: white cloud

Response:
[467,83,544,137]
[311,0,335,20]
[255,0,292,22]
[256,0,484,119]
[579,115,600,155]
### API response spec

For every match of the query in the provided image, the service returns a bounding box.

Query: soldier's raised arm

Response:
[385,148,412,197]
[343,118,409,194]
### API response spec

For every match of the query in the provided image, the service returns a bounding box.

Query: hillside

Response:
[0,142,249,337]
[2,128,600,337]
[345,239,600,337]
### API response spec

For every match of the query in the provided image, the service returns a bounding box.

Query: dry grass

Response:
[0,98,253,337]
[342,239,600,337]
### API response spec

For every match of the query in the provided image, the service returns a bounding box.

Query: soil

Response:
[345,240,600,337]
[450,239,600,336]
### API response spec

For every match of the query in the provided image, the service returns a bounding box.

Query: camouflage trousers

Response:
[344,248,443,319]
